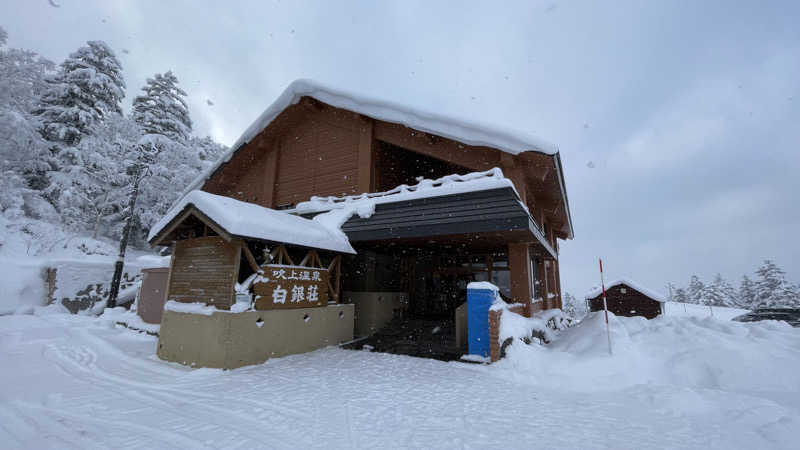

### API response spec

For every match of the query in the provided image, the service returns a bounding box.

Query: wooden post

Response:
[508,243,532,317]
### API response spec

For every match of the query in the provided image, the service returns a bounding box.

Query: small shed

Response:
[146,190,358,369]
[584,278,665,319]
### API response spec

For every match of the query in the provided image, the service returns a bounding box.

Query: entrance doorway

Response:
[341,245,513,360]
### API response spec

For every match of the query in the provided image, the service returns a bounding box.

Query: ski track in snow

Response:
[1,313,798,449]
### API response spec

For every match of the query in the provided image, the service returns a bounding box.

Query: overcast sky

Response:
[3,0,799,296]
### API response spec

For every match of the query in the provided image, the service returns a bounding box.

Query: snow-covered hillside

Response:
[1,311,797,449]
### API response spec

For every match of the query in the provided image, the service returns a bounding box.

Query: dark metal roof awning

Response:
[336,187,556,258]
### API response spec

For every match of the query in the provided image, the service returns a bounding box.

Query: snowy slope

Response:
[1,311,798,449]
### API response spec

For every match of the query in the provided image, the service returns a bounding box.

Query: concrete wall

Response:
[157,304,354,369]
[343,291,407,337]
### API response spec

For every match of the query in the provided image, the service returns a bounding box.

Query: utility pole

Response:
[107,145,152,309]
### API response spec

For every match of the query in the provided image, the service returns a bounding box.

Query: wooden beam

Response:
[373,121,502,172]
[241,243,261,274]
[357,117,374,194]
[150,206,233,247]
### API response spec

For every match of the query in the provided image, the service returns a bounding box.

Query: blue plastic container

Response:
[467,287,496,357]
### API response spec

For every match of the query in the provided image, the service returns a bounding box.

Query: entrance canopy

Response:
[147,190,356,254]
[290,168,556,258]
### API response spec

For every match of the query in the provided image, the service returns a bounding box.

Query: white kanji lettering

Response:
[300,271,311,281]
[272,285,287,304]
[272,269,286,280]
[307,285,319,303]
[288,270,299,280]
[311,271,321,281]
[291,285,305,302]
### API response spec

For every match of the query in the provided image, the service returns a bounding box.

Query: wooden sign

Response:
[253,265,329,310]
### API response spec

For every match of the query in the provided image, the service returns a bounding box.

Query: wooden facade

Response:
[166,236,241,310]
[196,96,571,317]
[587,283,664,319]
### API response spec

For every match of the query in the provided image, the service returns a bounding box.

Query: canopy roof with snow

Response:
[148,190,355,254]
[288,167,516,214]
[584,278,667,302]
[182,78,561,196]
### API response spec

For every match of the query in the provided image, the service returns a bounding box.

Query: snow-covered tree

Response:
[673,287,688,303]
[687,275,707,305]
[34,41,125,146]
[755,260,798,307]
[131,71,191,143]
[0,26,7,47]
[0,28,56,217]
[562,292,585,319]
[707,273,737,307]
[738,275,757,308]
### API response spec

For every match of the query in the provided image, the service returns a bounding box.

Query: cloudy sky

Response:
[3,0,799,295]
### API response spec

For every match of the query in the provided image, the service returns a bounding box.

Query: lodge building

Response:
[148,79,574,366]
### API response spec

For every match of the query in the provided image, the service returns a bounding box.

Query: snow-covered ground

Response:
[1,311,798,449]
[663,301,750,320]
[0,215,164,314]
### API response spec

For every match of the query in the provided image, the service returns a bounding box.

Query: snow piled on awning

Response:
[288,167,517,215]
[584,278,667,302]
[182,78,559,195]
[148,191,356,254]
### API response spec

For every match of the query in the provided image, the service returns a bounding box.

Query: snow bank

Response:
[183,79,559,196]
[663,301,749,320]
[497,306,573,345]
[101,307,160,335]
[148,190,355,254]
[291,167,517,214]
[0,257,46,315]
[163,300,253,316]
[495,311,800,395]
[163,300,219,316]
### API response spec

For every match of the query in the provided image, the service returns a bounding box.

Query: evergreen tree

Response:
[562,292,582,318]
[754,260,794,308]
[707,273,737,307]
[673,288,688,303]
[34,41,125,146]
[687,275,707,305]
[0,28,56,215]
[738,275,757,309]
[0,26,7,47]
[131,71,191,143]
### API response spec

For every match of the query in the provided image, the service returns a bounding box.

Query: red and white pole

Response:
[599,258,613,355]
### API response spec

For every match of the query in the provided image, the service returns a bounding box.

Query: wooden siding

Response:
[197,97,568,304]
[166,236,240,310]
[273,106,361,207]
[588,284,663,319]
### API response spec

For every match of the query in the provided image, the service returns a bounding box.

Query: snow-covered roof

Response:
[182,78,559,196]
[148,190,355,254]
[584,278,667,302]
[287,167,517,215]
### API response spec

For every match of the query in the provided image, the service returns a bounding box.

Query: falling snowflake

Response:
[586,161,596,169]
[206,99,214,106]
